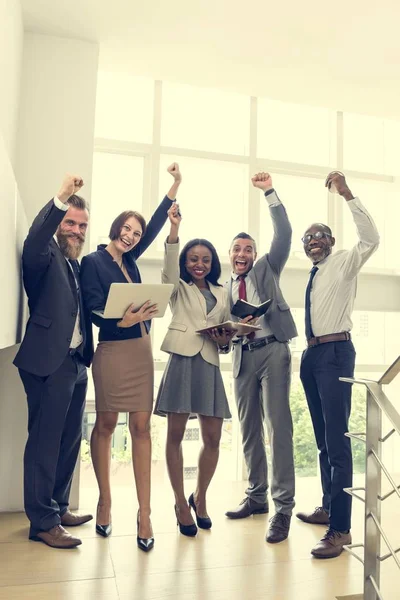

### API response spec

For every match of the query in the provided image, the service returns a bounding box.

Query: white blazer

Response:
[160,242,231,367]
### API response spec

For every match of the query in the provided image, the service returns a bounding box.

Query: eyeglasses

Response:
[301,231,332,245]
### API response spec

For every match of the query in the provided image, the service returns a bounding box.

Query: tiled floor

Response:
[0,476,398,599]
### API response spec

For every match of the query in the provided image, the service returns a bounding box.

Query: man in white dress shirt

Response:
[296,171,380,558]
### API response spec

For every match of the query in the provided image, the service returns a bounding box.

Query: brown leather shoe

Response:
[61,510,93,527]
[311,529,351,558]
[225,497,269,519]
[296,506,329,525]
[32,525,82,549]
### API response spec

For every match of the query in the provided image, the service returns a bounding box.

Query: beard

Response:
[57,230,85,260]
[306,245,331,264]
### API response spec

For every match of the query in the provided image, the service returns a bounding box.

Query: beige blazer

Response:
[160,242,231,367]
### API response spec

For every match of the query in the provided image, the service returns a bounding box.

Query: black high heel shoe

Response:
[188,493,212,530]
[174,505,197,537]
[95,504,112,538]
[137,511,154,552]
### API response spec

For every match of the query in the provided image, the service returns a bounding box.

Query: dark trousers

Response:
[300,340,355,532]
[19,354,88,537]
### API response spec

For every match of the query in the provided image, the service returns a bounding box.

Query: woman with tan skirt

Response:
[80,163,182,551]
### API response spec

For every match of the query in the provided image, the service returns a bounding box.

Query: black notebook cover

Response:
[231,298,272,320]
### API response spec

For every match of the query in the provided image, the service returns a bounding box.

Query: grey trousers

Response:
[234,341,295,515]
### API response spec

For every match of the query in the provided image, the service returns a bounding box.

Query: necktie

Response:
[238,275,256,340]
[305,266,319,340]
[238,276,247,301]
[68,260,86,347]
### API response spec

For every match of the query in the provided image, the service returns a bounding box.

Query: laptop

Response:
[92,283,174,319]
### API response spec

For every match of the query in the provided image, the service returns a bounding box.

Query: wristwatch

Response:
[219,344,230,353]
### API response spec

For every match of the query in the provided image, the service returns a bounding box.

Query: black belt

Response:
[242,335,278,351]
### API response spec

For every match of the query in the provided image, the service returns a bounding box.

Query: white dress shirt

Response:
[53,197,83,349]
[309,197,380,337]
[231,191,281,339]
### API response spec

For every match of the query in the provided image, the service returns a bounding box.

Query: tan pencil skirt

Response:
[92,331,154,413]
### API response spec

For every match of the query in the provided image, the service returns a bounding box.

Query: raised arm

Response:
[252,172,292,275]
[133,163,182,259]
[23,174,84,271]
[162,203,182,293]
[326,172,380,279]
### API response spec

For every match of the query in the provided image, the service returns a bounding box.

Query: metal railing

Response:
[339,355,400,600]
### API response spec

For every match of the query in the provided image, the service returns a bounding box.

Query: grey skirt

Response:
[154,352,231,419]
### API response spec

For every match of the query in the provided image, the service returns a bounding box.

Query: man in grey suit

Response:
[225,172,297,543]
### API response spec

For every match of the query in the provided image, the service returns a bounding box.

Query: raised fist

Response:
[167,163,182,183]
[167,202,182,227]
[58,174,84,203]
[325,171,348,195]
[251,172,273,192]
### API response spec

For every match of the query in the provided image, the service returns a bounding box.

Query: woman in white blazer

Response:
[155,203,232,536]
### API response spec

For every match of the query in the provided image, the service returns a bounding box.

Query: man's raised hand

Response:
[58,174,84,204]
[251,172,273,192]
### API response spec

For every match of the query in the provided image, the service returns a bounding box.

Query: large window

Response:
[156,155,249,256]
[342,178,399,270]
[259,173,328,260]
[257,98,336,167]
[85,74,400,487]
[343,112,400,176]
[90,152,144,251]
[161,82,250,155]
[94,72,154,143]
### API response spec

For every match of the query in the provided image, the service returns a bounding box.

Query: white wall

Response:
[17,33,99,221]
[0,0,25,512]
[0,0,23,165]
[0,29,99,512]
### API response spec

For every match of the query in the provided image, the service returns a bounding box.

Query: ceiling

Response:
[21,0,400,117]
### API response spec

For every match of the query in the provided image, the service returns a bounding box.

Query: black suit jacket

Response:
[14,200,94,377]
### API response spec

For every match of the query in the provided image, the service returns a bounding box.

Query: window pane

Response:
[290,376,318,477]
[352,311,400,366]
[156,155,249,257]
[161,82,250,155]
[342,179,397,269]
[288,307,306,356]
[384,312,400,364]
[383,119,400,176]
[352,311,385,365]
[90,152,144,251]
[343,113,384,173]
[259,174,328,261]
[95,72,153,143]
[257,98,335,166]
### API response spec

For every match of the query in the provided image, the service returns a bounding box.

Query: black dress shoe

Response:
[96,523,112,538]
[175,505,197,537]
[136,512,154,553]
[188,493,212,530]
[95,504,112,537]
[225,497,269,519]
[266,513,291,543]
